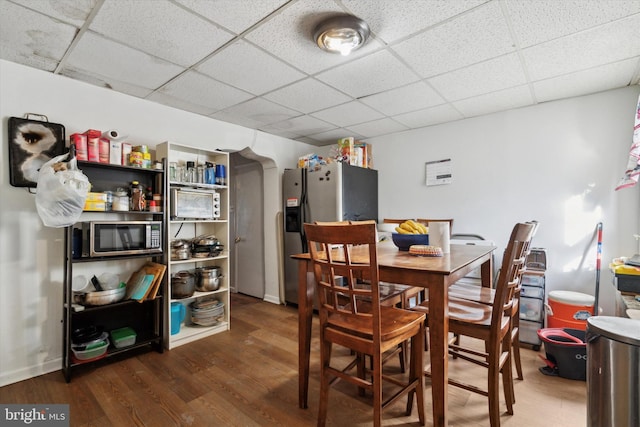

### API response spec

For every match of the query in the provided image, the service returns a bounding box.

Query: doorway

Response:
[230,151,265,299]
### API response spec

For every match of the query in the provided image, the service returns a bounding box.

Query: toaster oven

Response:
[170,188,220,219]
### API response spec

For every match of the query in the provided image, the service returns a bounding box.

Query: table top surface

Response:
[292,241,495,275]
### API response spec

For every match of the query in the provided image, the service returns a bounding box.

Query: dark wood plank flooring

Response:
[0,293,586,426]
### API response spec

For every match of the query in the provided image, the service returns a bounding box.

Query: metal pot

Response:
[171,240,191,260]
[171,271,195,298]
[74,287,126,306]
[191,235,224,258]
[195,266,223,292]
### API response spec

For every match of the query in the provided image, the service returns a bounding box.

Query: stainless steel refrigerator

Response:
[282,162,378,305]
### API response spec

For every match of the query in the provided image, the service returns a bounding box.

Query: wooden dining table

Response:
[293,240,495,427]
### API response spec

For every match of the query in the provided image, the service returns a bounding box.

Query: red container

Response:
[70,133,87,161]
[546,291,594,330]
[84,129,101,162]
[98,137,110,163]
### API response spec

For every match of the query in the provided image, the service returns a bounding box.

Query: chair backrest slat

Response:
[490,222,536,336]
[304,222,380,323]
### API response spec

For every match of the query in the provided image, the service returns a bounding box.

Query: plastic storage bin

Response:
[537,328,587,381]
[520,296,544,321]
[71,339,109,361]
[110,327,136,349]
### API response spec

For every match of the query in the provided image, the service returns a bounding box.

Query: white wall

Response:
[2,58,639,387]
[372,85,640,317]
[0,60,316,386]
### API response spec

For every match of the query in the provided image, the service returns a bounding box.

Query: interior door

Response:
[232,158,265,299]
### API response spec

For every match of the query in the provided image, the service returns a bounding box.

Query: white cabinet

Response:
[156,141,230,349]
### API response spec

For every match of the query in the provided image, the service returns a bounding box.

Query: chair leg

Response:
[406,329,426,425]
[487,343,502,427]
[372,352,383,427]
[512,326,524,381]
[503,337,515,413]
[318,339,332,427]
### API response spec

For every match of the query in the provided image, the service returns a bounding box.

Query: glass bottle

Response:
[145,186,153,211]
[186,161,195,183]
[130,181,145,211]
[197,163,205,184]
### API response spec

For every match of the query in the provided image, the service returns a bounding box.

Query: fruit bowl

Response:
[391,233,429,251]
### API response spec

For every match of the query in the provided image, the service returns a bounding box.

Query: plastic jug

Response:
[170,302,186,335]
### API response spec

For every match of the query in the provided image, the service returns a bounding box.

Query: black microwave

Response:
[81,221,162,257]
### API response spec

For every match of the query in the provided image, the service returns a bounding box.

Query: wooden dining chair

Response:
[304,222,426,427]
[448,221,539,381]
[412,222,535,427]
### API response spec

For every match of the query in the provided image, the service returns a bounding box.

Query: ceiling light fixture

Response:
[313,14,370,56]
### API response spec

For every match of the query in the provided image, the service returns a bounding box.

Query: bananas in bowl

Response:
[394,220,428,234]
[391,220,429,250]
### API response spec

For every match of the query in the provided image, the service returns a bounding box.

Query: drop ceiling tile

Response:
[393,104,464,128]
[211,97,300,128]
[504,0,640,48]
[90,0,234,67]
[428,53,527,101]
[64,31,184,89]
[311,101,385,128]
[0,1,77,71]
[346,118,409,139]
[156,70,254,112]
[260,115,335,137]
[60,67,154,98]
[146,91,220,116]
[244,0,383,75]
[316,50,419,98]
[453,85,533,118]
[263,78,351,114]
[392,1,515,78]
[175,0,287,34]
[9,0,98,27]
[523,14,640,81]
[343,0,487,44]
[533,58,640,103]
[197,40,305,95]
[305,128,366,146]
[359,81,445,116]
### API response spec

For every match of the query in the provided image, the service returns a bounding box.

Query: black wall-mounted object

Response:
[8,114,66,187]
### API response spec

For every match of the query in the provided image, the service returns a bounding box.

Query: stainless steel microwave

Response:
[170,188,220,220]
[81,221,162,257]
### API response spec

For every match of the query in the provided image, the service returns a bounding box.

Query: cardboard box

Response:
[84,129,101,162]
[121,143,132,166]
[99,138,110,163]
[83,201,106,211]
[109,141,122,165]
[70,133,88,161]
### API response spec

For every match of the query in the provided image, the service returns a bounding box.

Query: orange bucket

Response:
[546,291,595,330]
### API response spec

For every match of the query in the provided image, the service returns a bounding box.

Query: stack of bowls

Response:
[190,298,224,326]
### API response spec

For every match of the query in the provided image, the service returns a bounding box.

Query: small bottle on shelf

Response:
[130,181,145,211]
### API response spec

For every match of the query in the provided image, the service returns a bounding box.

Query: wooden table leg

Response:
[428,280,449,427]
[481,256,493,288]
[298,260,313,409]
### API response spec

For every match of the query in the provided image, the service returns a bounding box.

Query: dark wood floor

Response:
[0,293,586,426]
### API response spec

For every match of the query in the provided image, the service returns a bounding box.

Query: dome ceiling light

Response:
[313,14,370,56]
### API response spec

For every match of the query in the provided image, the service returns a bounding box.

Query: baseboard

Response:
[0,358,61,387]
[263,293,280,305]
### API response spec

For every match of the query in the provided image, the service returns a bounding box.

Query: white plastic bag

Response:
[35,153,90,228]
